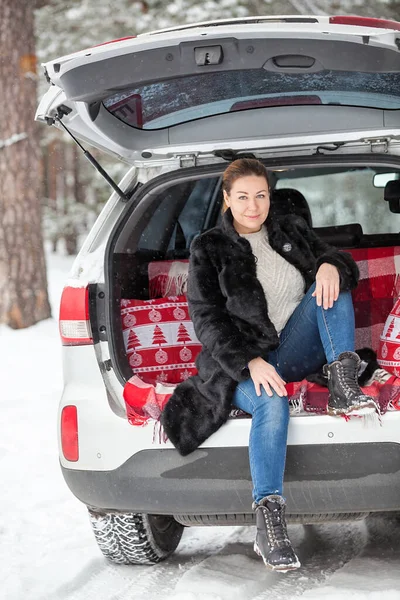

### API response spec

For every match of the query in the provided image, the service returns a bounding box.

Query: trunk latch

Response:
[195,45,223,66]
[177,153,197,168]
[362,137,390,154]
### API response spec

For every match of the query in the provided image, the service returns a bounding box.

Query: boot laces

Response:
[338,361,360,396]
[262,502,289,548]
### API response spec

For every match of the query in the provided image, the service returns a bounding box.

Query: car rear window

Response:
[103,69,400,130]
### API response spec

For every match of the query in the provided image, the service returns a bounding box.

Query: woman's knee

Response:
[234,380,289,417]
[329,289,354,318]
[254,389,290,419]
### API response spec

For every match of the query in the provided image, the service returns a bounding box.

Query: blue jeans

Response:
[232,282,355,503]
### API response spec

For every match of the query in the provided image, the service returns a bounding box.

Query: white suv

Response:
[36,15,400,565]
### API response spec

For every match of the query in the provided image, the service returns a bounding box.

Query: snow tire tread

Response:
[88,510,182,565]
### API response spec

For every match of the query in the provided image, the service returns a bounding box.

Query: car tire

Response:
[88,509,184,565]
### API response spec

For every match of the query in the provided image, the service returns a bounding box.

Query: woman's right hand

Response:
[248,357,287,398]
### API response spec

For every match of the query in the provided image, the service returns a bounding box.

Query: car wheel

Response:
[88,509,184,565]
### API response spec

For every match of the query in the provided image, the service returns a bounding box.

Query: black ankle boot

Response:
[253,495,300,572]
[324,351,378,416]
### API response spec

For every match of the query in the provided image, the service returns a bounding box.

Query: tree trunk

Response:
[0,0,51,328]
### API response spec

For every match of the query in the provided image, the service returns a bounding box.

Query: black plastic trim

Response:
[61,442,400,515]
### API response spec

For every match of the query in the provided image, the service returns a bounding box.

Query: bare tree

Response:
[0,0,51,328]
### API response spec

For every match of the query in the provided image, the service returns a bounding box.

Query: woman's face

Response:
[223,175,270,234]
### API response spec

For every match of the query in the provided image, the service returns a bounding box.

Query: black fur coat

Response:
[161,208,359,456]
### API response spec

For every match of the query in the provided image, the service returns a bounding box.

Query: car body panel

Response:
[61,344,400,473]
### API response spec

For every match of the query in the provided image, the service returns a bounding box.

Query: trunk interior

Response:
[105,155,400,417]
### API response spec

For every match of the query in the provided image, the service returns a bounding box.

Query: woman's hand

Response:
[312,263,340,309]
[248,357,287,397]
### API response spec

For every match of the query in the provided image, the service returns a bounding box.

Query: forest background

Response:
[1,0,400,327]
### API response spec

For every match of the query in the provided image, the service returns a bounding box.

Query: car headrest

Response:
[270,188,312,227]
[313,223,363,248]
[384,179,400,201]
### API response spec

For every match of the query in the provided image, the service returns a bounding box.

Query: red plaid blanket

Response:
[148,260,189,299]
[349,246,400,350]
[123,246,400,427]
[123,371,400,428]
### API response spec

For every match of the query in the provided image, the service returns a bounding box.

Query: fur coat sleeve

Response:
[286,215,359,291]
[187,236,264,381]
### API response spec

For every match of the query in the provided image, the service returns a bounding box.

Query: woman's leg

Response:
[233,378,299,571]
[272,282,376,415]
[232,377,289,503]
[271,282,355,382]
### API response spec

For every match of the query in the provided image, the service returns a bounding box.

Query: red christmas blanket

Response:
[123,369,400,429]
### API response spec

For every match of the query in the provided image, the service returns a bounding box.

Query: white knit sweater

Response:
[240,226,305,335]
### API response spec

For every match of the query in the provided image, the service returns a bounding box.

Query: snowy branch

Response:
[0,133,28,150]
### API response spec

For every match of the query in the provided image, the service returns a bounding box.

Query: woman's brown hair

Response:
[221,158,270,212]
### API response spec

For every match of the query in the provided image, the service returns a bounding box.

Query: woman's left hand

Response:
[312,263,340,309]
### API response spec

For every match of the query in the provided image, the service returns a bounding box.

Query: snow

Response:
[2,250,400,600]
[0,132,28,149]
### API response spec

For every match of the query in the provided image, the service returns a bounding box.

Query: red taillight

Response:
[329,16,400,31]
[61,405,79,462]
[59,286,93,346]
[91,36,136,48]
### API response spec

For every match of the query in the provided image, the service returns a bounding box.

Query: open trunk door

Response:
[36,16,400,164]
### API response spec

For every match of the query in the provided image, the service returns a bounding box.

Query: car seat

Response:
[269,188,313,227]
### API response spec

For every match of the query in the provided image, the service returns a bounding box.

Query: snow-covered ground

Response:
[2,250,400,600]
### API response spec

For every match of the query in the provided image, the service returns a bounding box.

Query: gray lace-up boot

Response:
[253,495,300,572]
[324,351,379,417]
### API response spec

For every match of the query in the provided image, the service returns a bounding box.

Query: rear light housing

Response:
[59,286,93,346]
[329,16,400,31]
[61,405,79,462]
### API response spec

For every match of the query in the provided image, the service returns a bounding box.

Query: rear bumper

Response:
[62,442,400,515]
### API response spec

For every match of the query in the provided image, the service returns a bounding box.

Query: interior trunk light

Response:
[59,286,93,346]
[329,16,400,31]
[61,405,79,462]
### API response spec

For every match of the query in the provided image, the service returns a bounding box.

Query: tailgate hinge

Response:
[177,153,198,168]
[362,137,390,154]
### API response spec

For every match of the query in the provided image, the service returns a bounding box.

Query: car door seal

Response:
[314,142,345,155]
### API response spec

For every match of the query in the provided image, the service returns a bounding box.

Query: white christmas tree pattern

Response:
[127,329,143,367]
[153,325,168,364]
[177,322,192,362]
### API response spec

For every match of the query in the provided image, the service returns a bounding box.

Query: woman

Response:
[161,158,376,572]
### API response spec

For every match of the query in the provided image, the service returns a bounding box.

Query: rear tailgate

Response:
[36,17,400,163]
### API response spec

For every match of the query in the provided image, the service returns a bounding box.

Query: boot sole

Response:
[327,400,378,417]
[253,541,301,572]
